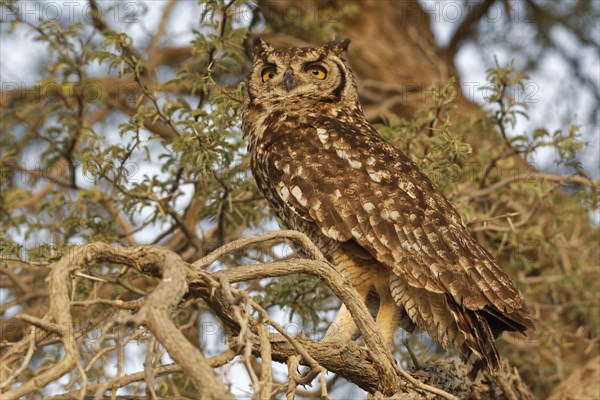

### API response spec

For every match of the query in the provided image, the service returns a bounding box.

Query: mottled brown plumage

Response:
[242,38,534,377]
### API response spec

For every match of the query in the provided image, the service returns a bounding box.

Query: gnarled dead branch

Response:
[1,232,532,399]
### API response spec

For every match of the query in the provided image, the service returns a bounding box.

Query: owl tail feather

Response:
[482,305,536,337]
[448,301,500,380]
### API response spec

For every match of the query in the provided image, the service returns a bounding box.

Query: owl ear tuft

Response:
[253,37,274,56]
[324,38,351,54]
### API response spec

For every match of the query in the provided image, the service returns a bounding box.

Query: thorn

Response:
[73,271,108,283]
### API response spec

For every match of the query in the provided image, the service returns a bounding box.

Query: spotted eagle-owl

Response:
[242,38,534,377]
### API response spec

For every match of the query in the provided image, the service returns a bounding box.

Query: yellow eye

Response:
[261,67,276,82]
[305,64,327,80]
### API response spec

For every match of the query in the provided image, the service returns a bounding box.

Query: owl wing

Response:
[266,117,529,319]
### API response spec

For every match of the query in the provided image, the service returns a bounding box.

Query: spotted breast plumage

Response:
[242,38,534,377]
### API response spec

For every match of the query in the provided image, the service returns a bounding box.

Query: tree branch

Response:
[1,235,533,399]
[446,0,496,58]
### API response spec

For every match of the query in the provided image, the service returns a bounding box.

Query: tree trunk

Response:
[260,0,482,121]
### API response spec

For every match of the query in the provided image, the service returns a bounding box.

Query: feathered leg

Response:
[323,286,370,342]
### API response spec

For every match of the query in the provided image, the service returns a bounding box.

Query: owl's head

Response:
[246,39,359,111]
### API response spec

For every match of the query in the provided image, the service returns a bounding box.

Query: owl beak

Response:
[283,69,296,91]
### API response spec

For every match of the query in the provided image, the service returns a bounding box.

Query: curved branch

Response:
[206,259,459,399]
[446,0,496,58]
